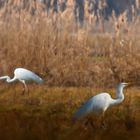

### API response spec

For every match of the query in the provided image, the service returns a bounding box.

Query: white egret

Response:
[0,68,43,94]
[73,83,128,121]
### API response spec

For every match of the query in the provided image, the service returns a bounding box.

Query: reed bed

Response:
[0,0,139,88]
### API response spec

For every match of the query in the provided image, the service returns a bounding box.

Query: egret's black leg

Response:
[84,117,95,129]
[100,113,107,129]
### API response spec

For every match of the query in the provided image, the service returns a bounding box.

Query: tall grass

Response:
[0,0,139,88]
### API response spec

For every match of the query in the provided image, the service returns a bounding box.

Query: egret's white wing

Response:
[15,68,43,83]
[73,97,94,120]
[24,70,43,83]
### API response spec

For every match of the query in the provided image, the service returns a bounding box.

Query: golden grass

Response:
[0,86,139,140]
[0,0,139,88]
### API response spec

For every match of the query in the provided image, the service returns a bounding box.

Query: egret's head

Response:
[118,82,129,88]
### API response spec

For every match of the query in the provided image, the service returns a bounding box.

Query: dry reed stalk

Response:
[0,0,139,87]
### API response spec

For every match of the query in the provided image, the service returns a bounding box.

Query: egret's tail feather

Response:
[38,78,44,84]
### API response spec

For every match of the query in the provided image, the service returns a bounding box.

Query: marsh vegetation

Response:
[0,0,139,140]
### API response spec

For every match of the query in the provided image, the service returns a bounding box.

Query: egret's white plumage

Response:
[73,83,128,120]
[0,68,43,94]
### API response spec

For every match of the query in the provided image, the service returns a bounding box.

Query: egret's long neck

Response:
[0,76,16,83]
[110,85,125,106]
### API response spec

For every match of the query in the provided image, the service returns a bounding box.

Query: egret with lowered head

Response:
[0,68,43,94]
[73,83,128,121]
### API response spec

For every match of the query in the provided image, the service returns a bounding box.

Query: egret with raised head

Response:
[73,83,128,121]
